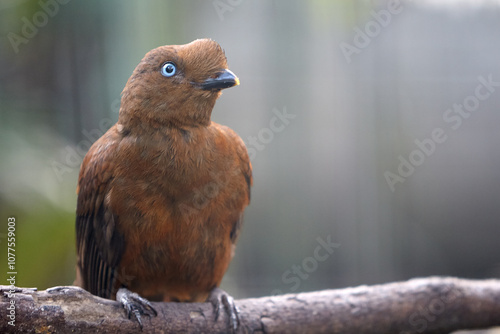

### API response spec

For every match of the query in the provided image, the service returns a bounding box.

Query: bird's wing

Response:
[75,130,125,299]
[234,133,253,201]
[219,125,253,243]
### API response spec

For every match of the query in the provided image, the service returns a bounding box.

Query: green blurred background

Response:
[1,0,500,305]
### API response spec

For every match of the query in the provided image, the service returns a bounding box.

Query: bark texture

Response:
[1,277,500,333]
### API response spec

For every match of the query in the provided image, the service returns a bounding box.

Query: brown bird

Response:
[74,39,252,330]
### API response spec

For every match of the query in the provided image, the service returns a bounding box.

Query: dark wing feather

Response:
[224,126,253,244]
[75,136,124,299]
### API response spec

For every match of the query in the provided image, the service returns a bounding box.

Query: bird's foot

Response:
[208,287,240,332]
[116,287,157,330]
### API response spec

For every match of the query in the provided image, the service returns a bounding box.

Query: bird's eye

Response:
[161,62,177,77]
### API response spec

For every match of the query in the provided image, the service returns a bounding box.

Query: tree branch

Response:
[1,277,500,333]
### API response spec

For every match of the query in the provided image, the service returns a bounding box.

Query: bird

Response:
[74,38,252,331]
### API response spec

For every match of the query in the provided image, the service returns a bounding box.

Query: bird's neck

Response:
[117,95,217,131]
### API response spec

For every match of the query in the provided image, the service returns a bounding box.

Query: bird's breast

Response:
[110,126,243,263]
[99,123,249,301]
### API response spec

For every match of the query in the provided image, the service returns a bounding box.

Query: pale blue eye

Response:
[161,62,176,77]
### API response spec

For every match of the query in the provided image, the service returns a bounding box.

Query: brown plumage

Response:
[75,39,251,329]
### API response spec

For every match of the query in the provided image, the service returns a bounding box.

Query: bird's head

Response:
[118,39,239,129]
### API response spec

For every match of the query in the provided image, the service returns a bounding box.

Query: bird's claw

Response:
[116,287,157,330]
[208,287,240,332]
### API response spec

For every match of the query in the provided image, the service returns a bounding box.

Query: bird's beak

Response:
[200,69,240,90]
